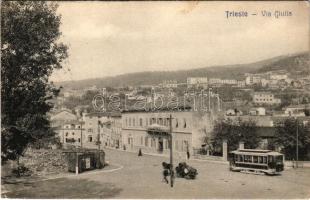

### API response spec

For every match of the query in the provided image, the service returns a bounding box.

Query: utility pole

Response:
[80,122,83,148]
[169,114,174,188]
[98,117,101,151]
[208,88,212,112]
[296,119,299,168]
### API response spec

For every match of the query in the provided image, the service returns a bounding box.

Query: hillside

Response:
[56,52,309,89]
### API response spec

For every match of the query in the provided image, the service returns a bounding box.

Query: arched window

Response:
[88,136,93,142]
[183,118,187,128]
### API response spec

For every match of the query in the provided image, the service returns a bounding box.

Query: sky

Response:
[51,1,309,82]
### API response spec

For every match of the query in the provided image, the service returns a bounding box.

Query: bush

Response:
[12,164,32,177]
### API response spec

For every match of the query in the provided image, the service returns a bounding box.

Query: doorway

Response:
[158,137,163,153]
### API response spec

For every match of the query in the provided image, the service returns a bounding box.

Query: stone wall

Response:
[19,148,68,177]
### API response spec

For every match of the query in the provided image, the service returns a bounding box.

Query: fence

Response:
[193,148,224,161]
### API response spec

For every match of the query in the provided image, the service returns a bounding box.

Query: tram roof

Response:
[230,149,283,156]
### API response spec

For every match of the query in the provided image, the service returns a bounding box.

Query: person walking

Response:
[162,162,170,184]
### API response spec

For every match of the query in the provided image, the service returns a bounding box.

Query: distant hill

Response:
[56,52,309,90]
[255,52,309,75]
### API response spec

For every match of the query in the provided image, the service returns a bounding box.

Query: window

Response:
[78,138,80,142]
[146,118,148,126]
[140,136,143,145]
[72,132,75,136]
[167,118,170,126]
[145,137,148,146]
[149,118,152,125]
[126,118,128,126]
[65,132,68,137]
[244,155,252,163]
[78,126,80,129]
[88,128,93,133]
[133,118,135,126]
[140,118,143,126]
[151,138,155,148]
[175,119,178,128]
[88,136,93,142]
[258,156,263,163]
[164,139,168,149]
[253,156,258,163]
[128,138,131,144]
[183,119,187,128]
[129,118,132,126]
[175,140,179,151]
[158,118,163,125]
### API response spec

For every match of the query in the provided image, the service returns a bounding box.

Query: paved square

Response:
[3,149,310,199]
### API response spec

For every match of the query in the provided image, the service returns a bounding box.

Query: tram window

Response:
[268,156,274,163]
[245,155,252,162]
[253,156,258,163]
[276,155,283,162]
[263,157,267,164]
[234,154,238,161]
[239,155,244,162]
[258,156,263,163]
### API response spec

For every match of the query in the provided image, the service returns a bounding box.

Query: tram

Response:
[229,149,284,175]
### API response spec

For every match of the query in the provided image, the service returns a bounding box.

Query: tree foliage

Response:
[211,118,261,152]
[273,118,310,160]
[1,2,68,161]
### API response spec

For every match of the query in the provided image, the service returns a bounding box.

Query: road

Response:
[3,148,310,198]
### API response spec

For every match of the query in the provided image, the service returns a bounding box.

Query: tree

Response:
[273,118,310,160]
[1,2,68,161]
[211,118,261,152]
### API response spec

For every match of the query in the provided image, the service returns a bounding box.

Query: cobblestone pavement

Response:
[3,148,310,199]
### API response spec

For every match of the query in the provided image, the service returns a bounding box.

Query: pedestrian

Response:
[162,162,170,184]
[187,146,190,160]
[138,148,142,156]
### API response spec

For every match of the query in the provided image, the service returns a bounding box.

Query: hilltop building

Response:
[187,77,208,88]
[253,92,281,105]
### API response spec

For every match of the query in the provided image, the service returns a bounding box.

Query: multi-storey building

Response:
[57,120,84,148]
[50,109,78,127]
[162,80,178,88]
[245,75,262,85]
[82,112,109,149]
[187,77,208,88]
[121,109,214,158]
[110,114,122,148]
[253,92,281,105]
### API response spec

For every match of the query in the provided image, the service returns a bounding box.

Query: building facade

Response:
[187,77,208,88]
[253,92,281,105]
[121,110,214,158]
[56,120,84,148]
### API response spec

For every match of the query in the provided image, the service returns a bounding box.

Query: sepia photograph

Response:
[1,1,310,199]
